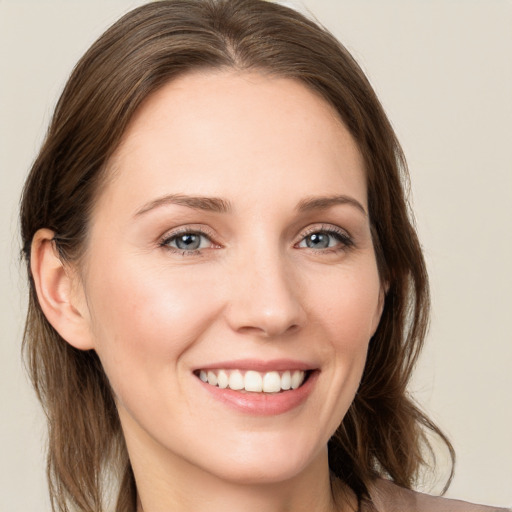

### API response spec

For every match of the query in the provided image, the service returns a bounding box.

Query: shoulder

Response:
[363,478,511,512]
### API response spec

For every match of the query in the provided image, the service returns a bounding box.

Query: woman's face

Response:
[77,70,384,485]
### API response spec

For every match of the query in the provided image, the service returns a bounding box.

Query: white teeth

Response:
[281,370,291,390]
[291,370,303,389]
[228,370,244,390]
[217,370,229,389]
[199,369,307,393]
[262,371,281,393]
[244,371,263,392]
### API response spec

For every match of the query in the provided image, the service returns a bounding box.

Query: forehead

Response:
[96,70,366,217]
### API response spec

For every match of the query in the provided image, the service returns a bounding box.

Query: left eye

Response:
[163,232,212,251]
[298,231,346,250]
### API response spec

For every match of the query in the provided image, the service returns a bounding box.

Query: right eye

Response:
[160,230,214,254]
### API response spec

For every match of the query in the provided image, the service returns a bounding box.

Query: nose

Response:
[224,248,306,338]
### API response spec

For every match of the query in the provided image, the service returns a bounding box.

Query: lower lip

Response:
[196,371,318,416]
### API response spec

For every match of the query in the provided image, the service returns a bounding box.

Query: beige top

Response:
[362,479,511,512]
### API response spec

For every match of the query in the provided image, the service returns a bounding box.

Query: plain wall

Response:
[1,1,510,510]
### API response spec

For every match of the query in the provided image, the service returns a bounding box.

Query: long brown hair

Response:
[20,1,454,510]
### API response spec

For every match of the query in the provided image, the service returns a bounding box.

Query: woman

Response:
[19,1,510,511]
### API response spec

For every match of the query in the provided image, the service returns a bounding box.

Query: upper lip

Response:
[194,359,317,373]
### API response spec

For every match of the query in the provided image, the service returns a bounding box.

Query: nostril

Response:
[236,322,300,338]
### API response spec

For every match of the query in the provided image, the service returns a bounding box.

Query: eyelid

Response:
[159,225,219,253]
[296,223,354,249]
[161,224,215,238]
[300,223,351,239]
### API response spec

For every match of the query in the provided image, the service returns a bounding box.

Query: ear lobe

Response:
[30,229,95,351]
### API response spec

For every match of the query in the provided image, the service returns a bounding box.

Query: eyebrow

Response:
[135,194,232,217]
[134,193,366,218]
[296,195,367,216]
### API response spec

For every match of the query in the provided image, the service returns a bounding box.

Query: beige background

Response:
[1,0,511,510]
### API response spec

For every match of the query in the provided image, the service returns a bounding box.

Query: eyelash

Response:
[159,227,217,256]
[159,224,354,256]
[297,225,354,253]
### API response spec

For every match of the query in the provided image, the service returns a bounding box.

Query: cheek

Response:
[296,265,381,435]
[309,263,382,346]
[84,257,222,388]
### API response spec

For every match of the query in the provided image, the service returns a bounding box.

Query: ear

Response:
[30,229,95,350]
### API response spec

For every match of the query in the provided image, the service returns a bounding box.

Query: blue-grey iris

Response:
[306,233,330,249]
[175,234,201,250]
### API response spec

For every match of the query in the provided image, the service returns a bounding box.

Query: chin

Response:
[205,458,315,486]
[192,434,327,486]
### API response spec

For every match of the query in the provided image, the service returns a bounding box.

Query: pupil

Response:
[176,234,200,250]
[307,233,329,248]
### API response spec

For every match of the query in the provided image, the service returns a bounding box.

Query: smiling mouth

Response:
[194,369,312,394]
